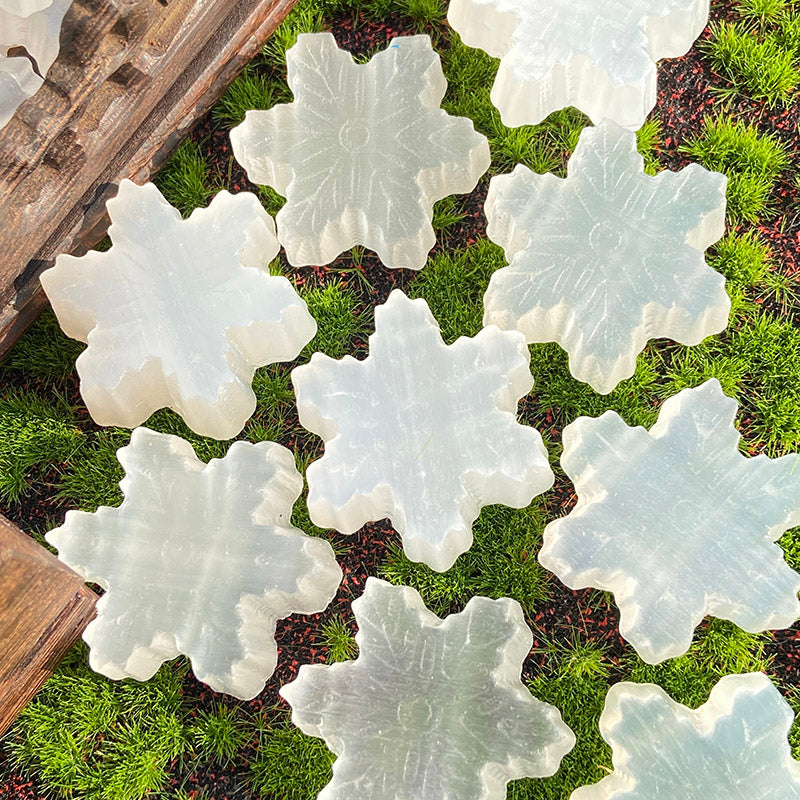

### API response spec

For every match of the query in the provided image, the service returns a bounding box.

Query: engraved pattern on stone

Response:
[539,379,800,664]
[447,0,711,129]
[230,32,490,269]
[291,289,554,572]
[483,121,729,394]
[45,427,343,700]
[40,180,316,440]
[280,577,576,800]
[571,673,800,799]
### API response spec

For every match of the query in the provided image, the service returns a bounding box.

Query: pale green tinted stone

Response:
[292,289,553,572]
[448,0,710,129]
[46,427,342,700]
[539,379,800,664]
[572,674,800,799]
[281,577,576,800]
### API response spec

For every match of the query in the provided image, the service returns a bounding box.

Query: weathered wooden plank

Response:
[0,514,97,735]
[0,0,298,358]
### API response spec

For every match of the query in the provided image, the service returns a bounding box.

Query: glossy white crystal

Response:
[40,180,316,440]
[572,673,800,799]
[292,289,554,572]
[483,120,729,394]
[447,0,710,129]
[280,577,575,800]
[539,379,800,664]
[230,33,490,269]
[1,0,70,128]
[45,427,343,700]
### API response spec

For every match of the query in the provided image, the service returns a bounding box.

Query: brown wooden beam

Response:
[0,514,97,735]
[0,0,298,358]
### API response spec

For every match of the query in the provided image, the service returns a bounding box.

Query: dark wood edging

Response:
[0,0,299,358]
[0,513,98,735]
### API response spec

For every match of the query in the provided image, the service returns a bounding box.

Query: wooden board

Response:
[0,0,298,358]
[0,514,97,735]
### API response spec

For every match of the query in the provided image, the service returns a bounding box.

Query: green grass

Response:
[319,617,359,661]
[705,20,799,105]
[249,723,334,800]
[190,705,248,765]
[153,139,214,217]
[681,116,789,221]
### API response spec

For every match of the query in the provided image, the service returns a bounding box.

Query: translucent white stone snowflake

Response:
[230,33,490,269]
[447,0,711,129]
[483,121,729,394]
[280,577,575,800]
[572,673,800,799]
[538,379,800,664]
[291,289,554,572]
[1,0,71,128]
[40,180,316,440]
[45,427,343,700]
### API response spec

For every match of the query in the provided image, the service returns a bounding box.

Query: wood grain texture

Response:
[0,514,97,735]
[0,0,298,357]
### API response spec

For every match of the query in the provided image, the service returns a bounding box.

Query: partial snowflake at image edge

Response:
[280,577,576,800]
[447,0,711,129]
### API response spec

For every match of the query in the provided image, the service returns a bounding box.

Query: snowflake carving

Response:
[291,289,554,572]
[40,180,317,440]
[447,0,711,129]
[280,577,575,800]
[230,33,490,270]
[538,379,800,664]
[1,0,71,128]
[572,673,800,799]
[45,427,343,700]
[483,121,729,394]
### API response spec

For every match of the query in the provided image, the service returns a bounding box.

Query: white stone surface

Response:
[447,0,710,129]
[45,427,343,700]
[230,32,490,270]
[292,289,554,572]
[539,379,800,664]
[41,180,316,440]
[483,121,729,394]
[1,0,70,128]
[280,577,575,800]
[571,673,800,799]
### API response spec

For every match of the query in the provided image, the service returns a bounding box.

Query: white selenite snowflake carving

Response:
[571,673,800,799]
[483,120,729,395]
[40,180,317,440]
[45,427,343,700]
[291,289,554,572]
[447,0,710,129]
[538,379,800,664]
[280,577,575,800]
[1,0,70,128]
[229,32,490,270]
